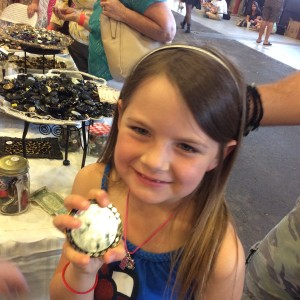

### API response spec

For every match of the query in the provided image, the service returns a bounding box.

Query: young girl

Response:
[50,44,246,300]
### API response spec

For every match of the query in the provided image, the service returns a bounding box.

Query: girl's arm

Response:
[101,0,176,42]
[50,253,100,300]
[204,224,245,299]
[50,164,127,300]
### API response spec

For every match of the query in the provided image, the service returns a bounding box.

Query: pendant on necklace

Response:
[119,251,135,270]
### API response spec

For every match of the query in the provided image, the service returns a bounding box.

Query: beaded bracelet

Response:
[62,262,98,295]
[78,13,86,26]
[244,83,264,136]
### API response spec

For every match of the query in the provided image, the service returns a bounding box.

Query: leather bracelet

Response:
[244,83,264,136]
[62,262,98,295]
[78,13,86,26]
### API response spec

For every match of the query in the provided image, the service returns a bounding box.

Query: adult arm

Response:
[210,3,218,14]
[101,0,176,42]
[27,0,39,18]
[48,0,70,29]
[258,72,300,126]
[51,6,91,30]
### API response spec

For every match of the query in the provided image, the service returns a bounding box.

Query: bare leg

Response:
[263,21,274,45]
[257,20,266,42]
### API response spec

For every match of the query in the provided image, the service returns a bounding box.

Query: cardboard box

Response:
[285,20,300,40]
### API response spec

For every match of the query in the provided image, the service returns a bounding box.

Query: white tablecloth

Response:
[0,113,97,300]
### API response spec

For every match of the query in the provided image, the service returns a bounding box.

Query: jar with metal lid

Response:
[0,155,30,215]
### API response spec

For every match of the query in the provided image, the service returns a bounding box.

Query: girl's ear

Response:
[223,140,237,159]
[117,99,123,128]
[206,140,237,172]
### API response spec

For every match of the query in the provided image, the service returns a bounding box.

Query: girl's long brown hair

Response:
[99,45,246,299]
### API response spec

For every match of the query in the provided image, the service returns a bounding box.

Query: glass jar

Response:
[88,123,111,157]
[58,125,81,152]
[0,155,30,215]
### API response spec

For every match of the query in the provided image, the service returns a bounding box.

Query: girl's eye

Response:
[132,126,149,136]
[178,143,197,153]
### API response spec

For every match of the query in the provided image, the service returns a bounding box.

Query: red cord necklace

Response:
[119,191,174,270]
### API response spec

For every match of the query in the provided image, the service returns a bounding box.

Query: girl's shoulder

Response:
[215,223,245,277]
[77,161,105,177]
[205,223,245,299]
[72,162,106,195]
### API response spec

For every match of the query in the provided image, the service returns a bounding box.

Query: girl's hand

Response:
[27,3,39,18]
[53,190,126,274]
[52,6,80,23]
[100,0,127,22]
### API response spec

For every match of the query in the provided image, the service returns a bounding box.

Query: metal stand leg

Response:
[81,121,88,168]
[22,121,30,158]
[24,51,27,74]
[42,54,45,74]
[63,125,71,166]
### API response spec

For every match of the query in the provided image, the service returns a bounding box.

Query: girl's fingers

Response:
[64,194,90,211]
[87,189,110,207]
[62,241,91,266]
[56,190,114,233]
[63,190,111,213]
[62,242,104,273]
[102,239,126,264]
[53,214,81,232]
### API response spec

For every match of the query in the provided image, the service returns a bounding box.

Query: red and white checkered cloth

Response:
[89,123,111,136]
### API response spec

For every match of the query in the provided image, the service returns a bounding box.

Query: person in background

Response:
[0,259,28,298]
[243,71,300,299]
[179,0,200,33]
[27,0,53,27]
[49,0,96,73]
[52,0,176,81]
[245,1,261,29]
[206,0,227,20]
[49,44,246,299]
[256,0,284,46]
[201,0,214,16]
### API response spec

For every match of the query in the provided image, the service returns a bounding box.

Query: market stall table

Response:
[0,77,119,299]
[0,112,102,300]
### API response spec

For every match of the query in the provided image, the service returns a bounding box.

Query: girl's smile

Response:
[114,75,221,206]
[134,169,173,186]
